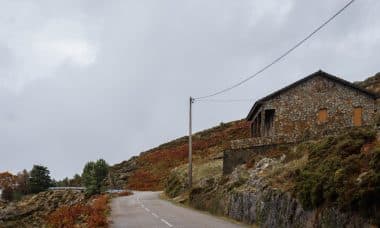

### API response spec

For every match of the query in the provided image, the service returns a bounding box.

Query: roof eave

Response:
[246,101,263,121]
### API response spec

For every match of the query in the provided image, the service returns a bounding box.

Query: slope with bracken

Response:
[110,120,250,190]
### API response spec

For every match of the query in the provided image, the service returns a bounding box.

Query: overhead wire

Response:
[193,0,356,101]
[196,99,255,103]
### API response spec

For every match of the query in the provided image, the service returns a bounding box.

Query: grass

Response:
[165,160,223,198]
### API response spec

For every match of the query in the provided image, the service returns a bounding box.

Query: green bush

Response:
[165,173,185,198]
[335,138,364,157]
[370,148,380,171]
[294,127,379,221]
[82,159,109,196]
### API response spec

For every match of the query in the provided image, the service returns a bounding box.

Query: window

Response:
[353,107,363,127]
[252,113,262,137]
[264,109,275,136]
[318,109,328,123]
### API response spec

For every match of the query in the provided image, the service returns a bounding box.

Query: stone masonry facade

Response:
[224,71,379,174]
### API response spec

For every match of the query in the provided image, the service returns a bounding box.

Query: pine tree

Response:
[29,165,52,193]
[82,159,109,196]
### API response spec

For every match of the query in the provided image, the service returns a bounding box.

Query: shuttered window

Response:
[353,107,363,127]
[318,109,328,123]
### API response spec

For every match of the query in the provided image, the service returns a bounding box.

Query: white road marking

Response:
[141,204,145,208]
[161,219,173,227]
[145,208,150,212]
[152,213,159,218]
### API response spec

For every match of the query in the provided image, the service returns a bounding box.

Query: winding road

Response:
[110,191,245,228]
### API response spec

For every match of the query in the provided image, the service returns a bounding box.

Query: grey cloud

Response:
[0,0,379,179]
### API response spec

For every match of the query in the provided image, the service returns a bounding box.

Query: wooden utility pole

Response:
[188,96,193,188]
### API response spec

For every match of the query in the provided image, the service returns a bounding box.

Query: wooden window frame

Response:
[353,107,363,127]
[318,108,328,124]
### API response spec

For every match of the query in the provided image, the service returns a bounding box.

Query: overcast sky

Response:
[0,0,379,179]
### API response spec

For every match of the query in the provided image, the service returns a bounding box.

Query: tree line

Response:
[0,159,110,201]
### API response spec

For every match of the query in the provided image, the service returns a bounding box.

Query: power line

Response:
[194,0,356,100]
[196,98,255,103]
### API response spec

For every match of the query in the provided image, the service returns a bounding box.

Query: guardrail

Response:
[48,187,126,193]
[48,187,86,191]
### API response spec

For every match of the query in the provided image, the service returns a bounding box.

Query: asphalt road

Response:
[110,191,245,228]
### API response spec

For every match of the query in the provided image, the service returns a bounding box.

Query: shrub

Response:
[118,191,133,197]
[87,195,109,227]
[293,127,380,221]
[1,187,14,201]
[47,195,109,228]
[82,159,109,196]
[335,138,364,157]
[47,204,88,227]
[370,148,380,171]
[165,173,185,198]
[245,156,256,169]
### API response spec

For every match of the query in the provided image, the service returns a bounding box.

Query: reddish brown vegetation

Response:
[126,120,250,190]
[0,172,17,189]
[47,194,109,228]
[118,190,133,197]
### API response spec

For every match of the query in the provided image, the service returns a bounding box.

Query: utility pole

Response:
[188,96,193,188]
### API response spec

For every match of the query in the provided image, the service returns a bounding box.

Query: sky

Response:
[0,0,379,179]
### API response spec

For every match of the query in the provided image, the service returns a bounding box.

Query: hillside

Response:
[166,127,380,226]
[0,190,109,227]
[111,72,380,191]
[110,120,250,190]
[355,72,380,95]
[0,190,85,227]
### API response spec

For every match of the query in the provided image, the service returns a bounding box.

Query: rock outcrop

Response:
[0,190,85,227]
[184,151,377,227]
[109,156,139,188]
[228,168,370,227]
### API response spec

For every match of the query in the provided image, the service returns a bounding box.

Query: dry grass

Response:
[267,154,309,191]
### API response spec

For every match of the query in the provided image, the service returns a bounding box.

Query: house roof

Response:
[246,70,379,121]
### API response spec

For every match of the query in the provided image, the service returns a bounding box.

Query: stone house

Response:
[224,70,379,174]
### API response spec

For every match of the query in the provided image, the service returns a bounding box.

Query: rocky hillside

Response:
[110,120,250,190]
[166,127,380,227]
[355,72,380,95]
[0,190,85,227]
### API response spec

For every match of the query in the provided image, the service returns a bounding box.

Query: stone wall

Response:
[231,125,361,150]
[223,144,290,174]
[230,136,297,150]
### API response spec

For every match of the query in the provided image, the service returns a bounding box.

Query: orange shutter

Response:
[353,107,363,127]
[318,109,328,123]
